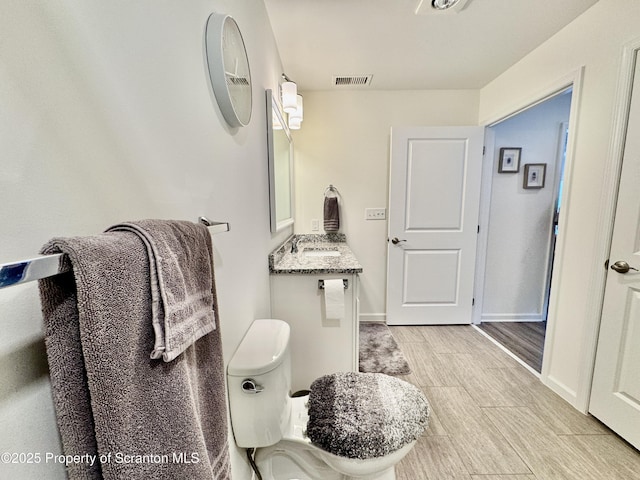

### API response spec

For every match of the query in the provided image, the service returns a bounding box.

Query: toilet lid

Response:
[306,372,430,459]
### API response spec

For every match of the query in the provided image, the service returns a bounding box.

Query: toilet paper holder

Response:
[318,279,349,290]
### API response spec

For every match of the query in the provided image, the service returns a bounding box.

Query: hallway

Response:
[389,325,640,479]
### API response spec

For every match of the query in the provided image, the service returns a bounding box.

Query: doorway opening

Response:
[476,88,573,373]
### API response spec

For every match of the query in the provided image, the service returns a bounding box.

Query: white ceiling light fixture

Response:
[415,0,470,14]
[432,0,458,10]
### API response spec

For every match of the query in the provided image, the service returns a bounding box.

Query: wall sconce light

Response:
[288,94,303,130]
[281,74,298,114]
[289,118,301,130]
[281,73,303,130]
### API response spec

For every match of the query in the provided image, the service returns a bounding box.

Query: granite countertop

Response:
[269,234,363,274]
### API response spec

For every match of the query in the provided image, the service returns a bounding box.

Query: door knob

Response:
[391,237,407,245]
[610,260,639,274]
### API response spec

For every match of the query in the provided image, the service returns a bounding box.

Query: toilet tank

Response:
[227,319,292,448]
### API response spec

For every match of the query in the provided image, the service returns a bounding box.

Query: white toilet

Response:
[227,319,430,480]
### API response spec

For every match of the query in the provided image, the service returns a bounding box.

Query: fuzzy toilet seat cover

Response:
[307,372,430,459]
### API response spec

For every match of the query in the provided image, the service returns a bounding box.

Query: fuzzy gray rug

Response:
[359,323,411,375]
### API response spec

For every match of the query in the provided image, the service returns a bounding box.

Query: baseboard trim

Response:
[481,313,544,322]
[359,313,386,323]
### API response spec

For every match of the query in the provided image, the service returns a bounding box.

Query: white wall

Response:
[479,0,640,407]
[292,90,479,319]
[0,1,289,478]
[482,93,571,322]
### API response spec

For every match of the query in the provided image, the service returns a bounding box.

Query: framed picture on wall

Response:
[498,147,521,173]
[523,163,547,189]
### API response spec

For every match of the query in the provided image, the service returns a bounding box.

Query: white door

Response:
[387,126,485,325]
[589,58,640,450]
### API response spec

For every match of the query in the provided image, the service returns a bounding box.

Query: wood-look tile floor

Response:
[389,325,640,480]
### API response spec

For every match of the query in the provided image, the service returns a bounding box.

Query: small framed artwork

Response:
[498,148,521,173]
[523,163,547,189]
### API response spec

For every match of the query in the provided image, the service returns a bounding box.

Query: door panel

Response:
[616,288,640,401]
[387,126,484,325]
[406,139,466,230]
[402,249,460,304]
[589,56,640,449]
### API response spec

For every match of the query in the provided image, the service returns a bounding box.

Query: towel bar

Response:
[0,217,230,289]
[198,216,230,234]
[318,279,348,290]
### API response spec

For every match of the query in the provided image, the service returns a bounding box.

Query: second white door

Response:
[589,53,640,450]
[387,126,485,325]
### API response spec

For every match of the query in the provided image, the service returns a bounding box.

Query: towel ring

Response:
[324,184,341,199]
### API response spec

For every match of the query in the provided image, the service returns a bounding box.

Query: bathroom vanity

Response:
[269,234,363,392]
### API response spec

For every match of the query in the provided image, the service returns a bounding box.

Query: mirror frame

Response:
[266,89,294,233]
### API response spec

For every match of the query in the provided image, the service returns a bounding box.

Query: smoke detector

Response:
[415,0,470,14]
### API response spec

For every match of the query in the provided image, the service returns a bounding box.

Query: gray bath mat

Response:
[359,323,411,376]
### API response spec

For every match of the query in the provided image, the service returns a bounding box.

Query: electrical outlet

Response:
[365,208,386,220]
[311,219,319,231]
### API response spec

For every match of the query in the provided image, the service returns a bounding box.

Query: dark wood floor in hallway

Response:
[388,325,640,480]
[477,321,546,372]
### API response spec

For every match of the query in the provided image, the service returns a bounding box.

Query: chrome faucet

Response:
[291,237,300,253]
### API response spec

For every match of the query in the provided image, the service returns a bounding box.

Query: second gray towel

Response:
[107,220,216,362]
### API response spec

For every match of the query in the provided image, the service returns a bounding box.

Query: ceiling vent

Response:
[332,75,373,87]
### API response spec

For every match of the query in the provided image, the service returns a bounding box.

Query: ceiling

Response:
[263,0,599,91]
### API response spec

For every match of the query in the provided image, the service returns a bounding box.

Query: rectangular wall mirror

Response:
[266,89,294,233]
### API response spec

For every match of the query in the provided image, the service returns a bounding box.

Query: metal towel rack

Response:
[0,217,229,290]
[324,184,341,199]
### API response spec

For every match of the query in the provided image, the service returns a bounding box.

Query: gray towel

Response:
[38,222,231,480]
[324,196,340,232]
[106,220,216,362]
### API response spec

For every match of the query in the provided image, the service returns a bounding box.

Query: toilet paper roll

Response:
[323,279,344,321]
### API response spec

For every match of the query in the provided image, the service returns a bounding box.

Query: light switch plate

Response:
[365,208,386,220]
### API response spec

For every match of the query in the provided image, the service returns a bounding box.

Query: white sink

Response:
[303,250,341,257]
